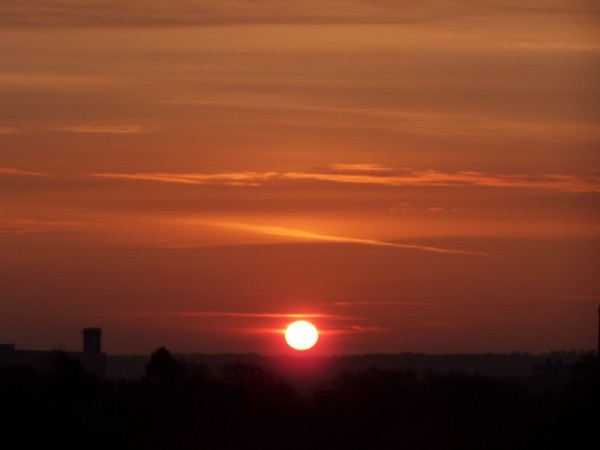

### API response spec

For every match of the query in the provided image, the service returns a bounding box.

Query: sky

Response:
[1,0,599,356]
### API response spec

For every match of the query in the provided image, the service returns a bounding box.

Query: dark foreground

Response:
[2,348,598,450]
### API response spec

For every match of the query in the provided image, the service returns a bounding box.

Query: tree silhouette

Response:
[144,347,183,385]
[2,351,597,450]
[43,350,89,383]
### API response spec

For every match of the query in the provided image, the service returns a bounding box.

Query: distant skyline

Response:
[1,1,598,355]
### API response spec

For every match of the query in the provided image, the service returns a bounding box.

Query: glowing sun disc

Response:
[285,320,319,351]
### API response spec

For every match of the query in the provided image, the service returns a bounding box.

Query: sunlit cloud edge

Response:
[86,168,600,193]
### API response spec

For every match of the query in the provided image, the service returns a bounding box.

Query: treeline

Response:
[1,348,598,450]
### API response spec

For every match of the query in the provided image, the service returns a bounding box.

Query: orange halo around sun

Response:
[285,320,319,351]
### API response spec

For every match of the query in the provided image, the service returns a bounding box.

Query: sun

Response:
[285,320,319,351]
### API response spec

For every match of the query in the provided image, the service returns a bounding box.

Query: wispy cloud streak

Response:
[213,222,494,256]
[87,167,600,192]
[2,1,597,28]
[0,218,79,234]
[328,163,394,173]
[283,169,600,193]
[55,125,149,134]
[157,311,345,320]
[96,310,383,336]
[97,310,355,321]
[329,301,448,307]
[0,167,48,176]
[557,295,600,301]
[90,172,277,186]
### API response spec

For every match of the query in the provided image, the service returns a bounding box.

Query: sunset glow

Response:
[0,1,598,355]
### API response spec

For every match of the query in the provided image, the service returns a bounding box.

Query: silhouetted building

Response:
[0,329,107,377]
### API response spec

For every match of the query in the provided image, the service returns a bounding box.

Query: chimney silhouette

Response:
[83,328,102,354]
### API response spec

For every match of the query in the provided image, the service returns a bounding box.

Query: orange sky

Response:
[1,1,599,355]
